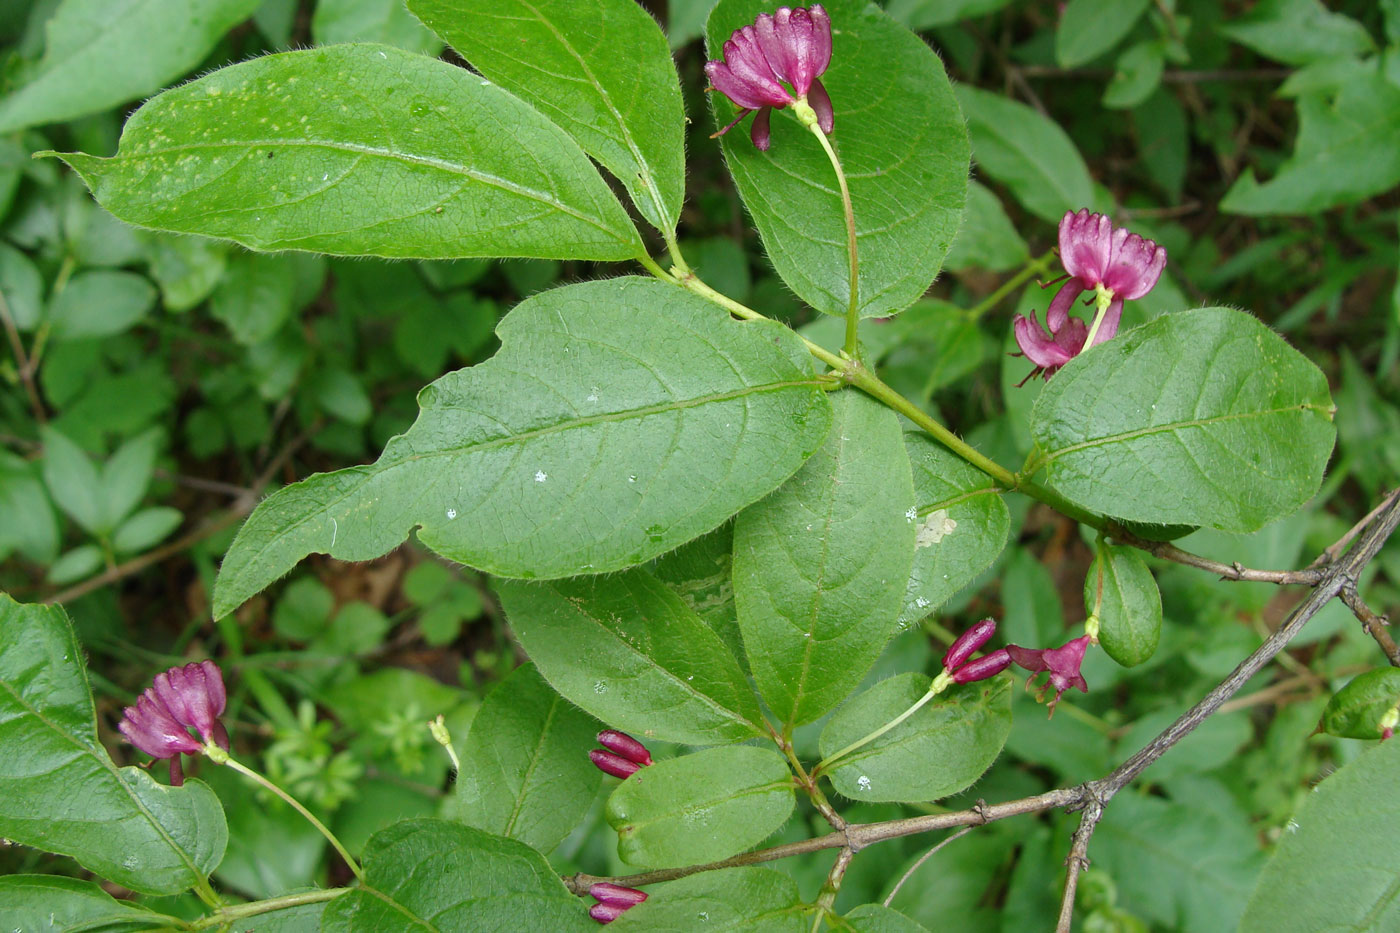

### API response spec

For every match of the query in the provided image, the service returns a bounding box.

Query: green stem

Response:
[968,249,1057,320]
[662,230,691,278]
[815,675,949,776]
[217,753,367,884]
[190,888,349,929]
[807,123,861,358]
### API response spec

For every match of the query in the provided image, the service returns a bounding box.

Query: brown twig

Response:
[1056,796,1104,932]
[0,288,46,426]
[1310,489,1400,569]
[1111,524,1326,585]
[1340,580,1399,667]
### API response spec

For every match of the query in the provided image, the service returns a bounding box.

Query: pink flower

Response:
[589,883,648,923]
[118,660,228,786]
[1005,634,1092,715]
[589,730,652,780]
[1013,210,1167,381]
[705,5,834,150]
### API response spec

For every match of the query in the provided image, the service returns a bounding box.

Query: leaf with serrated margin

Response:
[497,571,764,745]
[46,44,642,262]
[213,276,832,616]
[0,876,178,931]
[442,663,598,853]
[0,595,226,894]
[706,0,969,319]
[1029,308,1335,533]
[321,819,595,931]
[734,392,916,726]
[899,433,1009,628]
[409,0,685,235]
[610,867,807,932]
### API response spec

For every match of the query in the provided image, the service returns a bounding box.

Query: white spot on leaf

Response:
[535,471,548,483]
[916,509,958,548]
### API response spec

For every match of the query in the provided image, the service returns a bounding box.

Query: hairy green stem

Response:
[814,673,950,776]
[967,249,1057,320]
[190,888,349,929]
[806,122,861,357]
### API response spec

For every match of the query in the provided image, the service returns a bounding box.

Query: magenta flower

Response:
[1005,634,1092,715]
[589,730,652,780]
[939,619,1011,685]
[705,5,834,150]
[589,883,648,924]
[1013,209,1167,381]
[118,660,229,786]
[950,649,1011,685]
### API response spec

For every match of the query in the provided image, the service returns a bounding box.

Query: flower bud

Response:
[597,730,652,766]
[589,903,629,924]
[942,618,997,673]
[590,883,648,908]
[950,649,1011,684]
[589,749,641,780]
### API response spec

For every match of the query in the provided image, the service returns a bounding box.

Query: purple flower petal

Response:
[589,903,628,924]
[943,618,996,673]
[808,78,834,134]
[1014,312,1076,370]
[1058,209,1114,285]
[119,690,202,759]
[750,106,773,150]
[950,649,1011,684]
[1103,229,1167,300]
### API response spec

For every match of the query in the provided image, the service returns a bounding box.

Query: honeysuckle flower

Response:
[949,649,1012,685]
[596,729,652,766]
[1013,209,1167,382]
[943,618,997,673]
[589,882,648,923]
[1006,634,1092,715]
[705,5,834,150]
[589,749,641,779]
[118,660,229,786]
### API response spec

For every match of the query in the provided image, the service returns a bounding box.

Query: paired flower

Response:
[1005,635,1093,716]
[1013,209,1167,381]
[705,5,834,150]
[118,660,228,786]
[589,729,652,780]
[588,882,648,924]
[941,618,1011,685]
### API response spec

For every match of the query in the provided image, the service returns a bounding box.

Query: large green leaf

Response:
[1241,739,1400,931]
[213,277,832,615]
[0,0,259,134]
[818,672,1011,802]
[321,819,594,932]
[651,523,744,664]
[610,867,807,932]
[899,433,1009,628]
[497,571,764,745]
[1055,0,1151,68]
[1029,308,1335,533]
[0,876,176,931]
[409,0,685,234]
[954,85,1094,223]
[706,0,969,319]
[0,595,227,895]
[605,745,795,868]
[48,44,643,261]
[733,392,916,726]
[1222,74,1400,215]
[442,663,598,854]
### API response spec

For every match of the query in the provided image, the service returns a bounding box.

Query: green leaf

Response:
[0,595,227,894]
[323,668,466,731]
[321,819,595,931]
[213,277,831,615]
[818,672,1012,803]
[409,0,686,234]
[1322,669,1400,740]
[605,745,795,868]
[312,0,442,55]
[943,181,1029,273]
[707,0,969,319]
[610,867,807,931]
[842,904,932,932]
[112,506,183,554]
[1102,40,1166,110]
[443,664,599,854]
[1241,739,1400,931]
[47,544,104,584]
[1222,74,1400,215]
[1029,308,1336,533]
[40,425,103,534]
[651,524,744,664]
[99,427,161,532]
[899,433,1009,628]
[885,0,1015,30]
[0,875,176,931]
[954,85,1094,223]
[0,242,45,330]
[144,234,229,312]
[1055,0,1150,68]
[209,252,298,346]
[0,451,59,563]
[1086,542,1161,667]
[733,392,916,726]
[47,269,156,340]
[1219,0,1375,66]
[204,768,325,900]
[0,0,260,134]
[497,570,764,745]
[48,44,643,262]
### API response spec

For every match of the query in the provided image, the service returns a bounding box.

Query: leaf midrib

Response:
[1040,403,1330,465]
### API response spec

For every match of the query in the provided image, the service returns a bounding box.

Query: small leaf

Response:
[0,452,59,563]
[409,0,686,234]
[0,875,177,932]
[1322,669,1400,740]
[99,427,161,532]
[312,0,442,55]
[1055,0,1151,68]
[605,745,794,868]
[213,278,832,616]
[47,545,105,585]
[943,181,1029,273]
[818,672,1012,803]
[48,45,643,262]
[1103,40,1166,110]
[112,506,183,554]
[0,595,227,894]
[1085,542,1161,667]
[321,819,594,931]
[1030,308,1336,533]
[0,243,45,330]
[444,664,599,854]
[885,0,1016,30]
[497,570,765,746]
[609,867,806,931]
[734,392,917,726]
[843,904,933,932]
[47,269,156,340]
[40,426,103,535]
[1219,0,1375,66]
[209,252,298,345]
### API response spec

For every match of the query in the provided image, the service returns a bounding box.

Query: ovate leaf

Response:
[610,867,807,932]
[1029,308,1335,533]
[733,392,916,726]
[1218,0,1375,66]
[1055,0,1151,68]
[409,0,686,234]
[48,44,643,261]
[443,664,598,854]
[0,876,176,931]
[497,571,765,745]
[0,0,260,134]
[213,277,832,615]
[605,745,795,868]
[1086,541,1161,667]
[707,0,969,319]
[1321,669,1400,740]
[818,672,1011,803]
[321,819,594,931]
[0,595,227,894]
